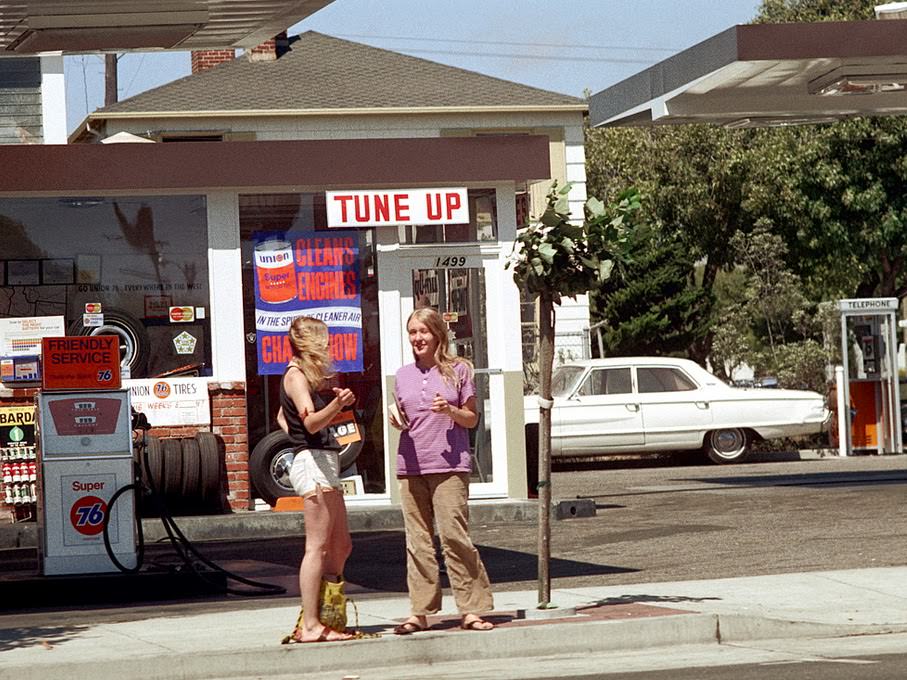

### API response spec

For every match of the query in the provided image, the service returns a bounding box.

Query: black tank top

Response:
[279,366,340,450]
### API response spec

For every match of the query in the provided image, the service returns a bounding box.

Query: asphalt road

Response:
[549,654,907,680]
[4,453,906,616]
[142,453,907,601]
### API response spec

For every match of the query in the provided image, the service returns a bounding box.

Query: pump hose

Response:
[102,432,286,597]
[102,480,145,574]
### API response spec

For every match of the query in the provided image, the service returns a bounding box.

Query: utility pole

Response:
[104,53,118,106]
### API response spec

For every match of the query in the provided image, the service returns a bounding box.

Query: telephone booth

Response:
[837,298,902,455]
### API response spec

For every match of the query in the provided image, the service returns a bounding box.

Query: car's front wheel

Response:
[704,428,749,464]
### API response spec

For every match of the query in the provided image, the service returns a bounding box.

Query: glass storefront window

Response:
[0,196,211,378]
[399,189,496,244]
[239,193,385,496]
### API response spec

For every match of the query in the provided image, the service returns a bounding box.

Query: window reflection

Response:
[0,196,210,378]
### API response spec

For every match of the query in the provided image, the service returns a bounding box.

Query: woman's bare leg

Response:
[323,490,352,578]
[299,487,352,641]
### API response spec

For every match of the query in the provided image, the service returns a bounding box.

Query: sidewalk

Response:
[1,566,906,680]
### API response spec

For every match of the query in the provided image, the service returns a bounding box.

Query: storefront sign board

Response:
[326,188,469,227]
[0,316,64,357]
[126,377,211,426]
[252,231,363,374]
[41,336,121,390]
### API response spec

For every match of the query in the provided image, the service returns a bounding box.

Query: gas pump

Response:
[837,298,902,455]
[35,335,138,575]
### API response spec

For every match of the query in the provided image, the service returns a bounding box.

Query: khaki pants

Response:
[399,472,494,616]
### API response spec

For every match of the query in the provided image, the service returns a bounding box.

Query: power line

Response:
[79,56,89,115]
[362,46,658,65]
[122,53,147,99]
[330,32,682,54]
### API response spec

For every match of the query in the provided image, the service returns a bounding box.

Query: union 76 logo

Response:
[69,495,108,536]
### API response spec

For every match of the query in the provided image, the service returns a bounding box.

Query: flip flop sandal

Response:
[393,620,426,635]
[460,619,494,631]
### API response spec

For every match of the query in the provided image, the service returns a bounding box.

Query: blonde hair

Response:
[287,316,333,389]
[407,307,473,385]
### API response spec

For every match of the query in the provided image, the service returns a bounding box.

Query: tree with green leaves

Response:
[754,0,874,23]
[586,123,758,362]
[592,233,712,357]
[747,117,907,300]
[509,182,645,606]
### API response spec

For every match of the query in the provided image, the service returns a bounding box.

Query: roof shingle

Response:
[98,31,584,115]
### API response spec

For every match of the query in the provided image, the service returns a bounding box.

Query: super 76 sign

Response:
[326,188,469,228]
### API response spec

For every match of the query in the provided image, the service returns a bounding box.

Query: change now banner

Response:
[252,231,363,375]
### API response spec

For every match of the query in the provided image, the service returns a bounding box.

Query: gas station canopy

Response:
[0,0,333,54]
[590,19,907,129]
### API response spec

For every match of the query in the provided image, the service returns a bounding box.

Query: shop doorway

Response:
[379,247,509,497]
[411,266,493,484]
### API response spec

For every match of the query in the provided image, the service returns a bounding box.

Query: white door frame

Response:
[376,238,512,498]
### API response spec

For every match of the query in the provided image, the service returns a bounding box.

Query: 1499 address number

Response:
[434,256,468,267]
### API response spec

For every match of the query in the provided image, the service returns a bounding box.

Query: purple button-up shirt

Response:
[394,361,475,476]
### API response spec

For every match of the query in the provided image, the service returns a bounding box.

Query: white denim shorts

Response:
[289,448,341,498]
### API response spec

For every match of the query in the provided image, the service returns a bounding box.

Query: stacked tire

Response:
[139,433,222,514]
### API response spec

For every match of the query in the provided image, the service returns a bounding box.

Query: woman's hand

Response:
[389,410,407,430]
[333,387,356,408]
[431,392,453,416]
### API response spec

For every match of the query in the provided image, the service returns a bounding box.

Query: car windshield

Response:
[551,366,585,397]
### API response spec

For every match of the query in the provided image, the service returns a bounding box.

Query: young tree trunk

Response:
[537,291,555,606]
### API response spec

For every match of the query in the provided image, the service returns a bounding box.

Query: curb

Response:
[0,500,538,550]
[3,611,904,680]
[0,613,719,680]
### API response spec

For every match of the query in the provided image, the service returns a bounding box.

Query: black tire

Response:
[180,437,201,499]
[249,431,297,506]
[196,432,221,505]
[162,439,183,497]
[704,428,750,464]
[144,435,164,495]
[67,307,150,376]
[248,431,364,505]
[339,439,363,473]
[525,424,539,498]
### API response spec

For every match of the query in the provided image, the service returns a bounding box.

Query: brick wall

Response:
[209,383,250,510]
[0,381,252,522]
[191,32,288,72]
[190,49,236,73]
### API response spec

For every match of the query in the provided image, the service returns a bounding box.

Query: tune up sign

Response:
[325,188,470,228]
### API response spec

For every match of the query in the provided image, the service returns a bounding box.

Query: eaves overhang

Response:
[0,137,552,194]
[0,0,334,54]
[590,19,907,129]
[70,104,589,144]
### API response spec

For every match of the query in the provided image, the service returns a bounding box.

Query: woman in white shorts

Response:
[276,315,356,643]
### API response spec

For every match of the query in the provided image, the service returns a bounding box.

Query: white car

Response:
[523,357,830,464]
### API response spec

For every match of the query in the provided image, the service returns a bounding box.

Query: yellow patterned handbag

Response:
[318,577,348,632]
[283,576,374,644]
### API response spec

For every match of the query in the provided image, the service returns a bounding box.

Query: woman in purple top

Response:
[389,307,494,634]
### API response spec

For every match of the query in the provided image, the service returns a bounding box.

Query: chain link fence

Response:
[521,323,591,394]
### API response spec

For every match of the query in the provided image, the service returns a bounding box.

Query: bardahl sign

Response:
[42,336,121,390]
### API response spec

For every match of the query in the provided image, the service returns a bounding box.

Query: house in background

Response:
[71,31,593,377]
[0,55,66,144]
[62,31,590,504]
